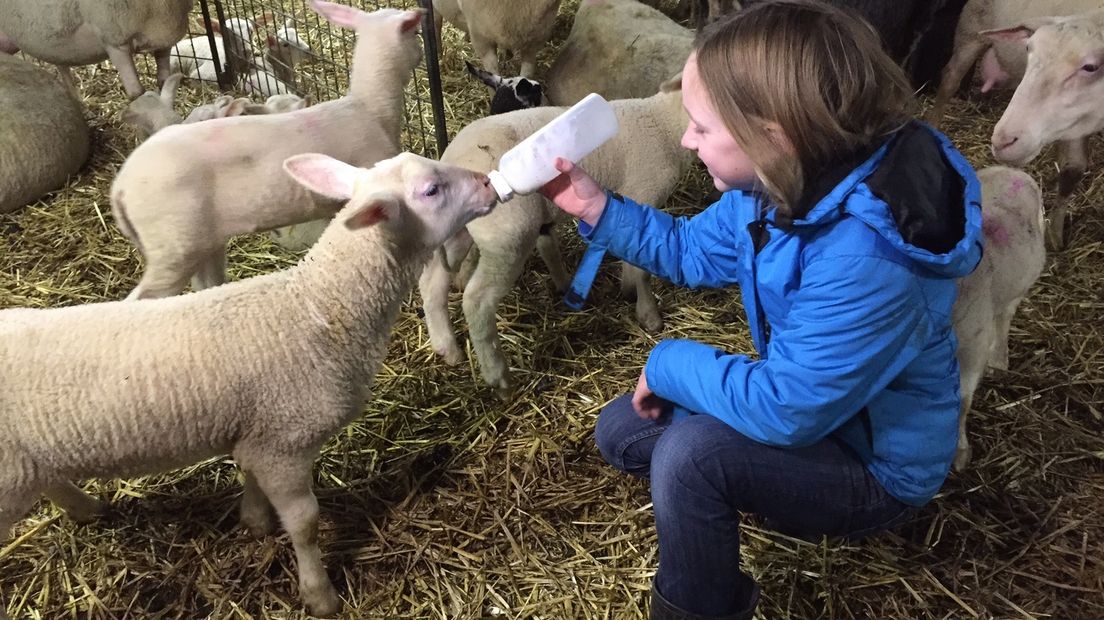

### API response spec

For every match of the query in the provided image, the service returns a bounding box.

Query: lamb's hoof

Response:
[638,311,664,334]
[1044,215,1070,252]
[240,512,278,538]
[436,346,465,366]
[67,499,109,524]
[952,445,972,472]
[303,581,341,618]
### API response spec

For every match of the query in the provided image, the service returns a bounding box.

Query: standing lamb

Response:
[952,166,1046,470]
[0,53,89,214]
[0,152,498,618]
[454,0,561,77]
[987,8,1104,249]
[419,78,692,395]
[0,0,193,100]
[546,0,693,106]
[111,1,425,300]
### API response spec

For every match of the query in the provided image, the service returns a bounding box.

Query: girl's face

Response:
[680,54,759,193]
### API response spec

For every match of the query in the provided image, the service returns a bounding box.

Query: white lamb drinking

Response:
[0,152,497,618]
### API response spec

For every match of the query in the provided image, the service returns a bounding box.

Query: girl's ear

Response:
[283,153,363,201]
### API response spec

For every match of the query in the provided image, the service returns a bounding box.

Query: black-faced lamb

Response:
[0,152,497,618]
[111,1,425,300]
[952,166,1046,470]
[0,0,193,100]
[419,78,692,395]
[0,53,89,214]
[466,60,546,114]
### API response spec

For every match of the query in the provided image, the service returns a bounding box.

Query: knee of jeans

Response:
[594,394,636,468]
[651,416,723,504]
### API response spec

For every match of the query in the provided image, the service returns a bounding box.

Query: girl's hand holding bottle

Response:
[539,158,608,228]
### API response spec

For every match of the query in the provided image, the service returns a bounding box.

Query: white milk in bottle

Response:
[487,93,620,202]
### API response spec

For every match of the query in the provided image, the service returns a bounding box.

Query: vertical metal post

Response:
[418,0,450,157]
[198,0,231,91]
[211,0,235,89]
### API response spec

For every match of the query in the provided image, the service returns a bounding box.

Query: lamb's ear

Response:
[310,0,364,30]
[283,153,363,201]
[980,18,1053,42]
[400,9,426,34]
[224,97,252,117]
[344,195,400,230]
[466,60,501,89]
[660,71,683,93]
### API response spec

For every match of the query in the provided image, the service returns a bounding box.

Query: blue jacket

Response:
[581,122,983,506]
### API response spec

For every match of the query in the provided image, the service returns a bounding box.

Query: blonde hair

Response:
[695,0,917,216]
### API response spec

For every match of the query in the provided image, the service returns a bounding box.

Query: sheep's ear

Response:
[980,18,1053,42]
[466,60,500,89]
[344,196,400,230]
[310,0,363,30]
[660,71,683,93]
[284,153,363,201]
[400,9,425,34]
[224,97,252,117]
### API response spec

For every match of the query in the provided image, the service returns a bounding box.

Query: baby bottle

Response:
[487,93,620,202]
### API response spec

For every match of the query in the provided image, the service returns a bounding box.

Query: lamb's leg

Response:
[244,454,340,617]
[1049,138,1087,250]
[462,235,538,398]
[925,38,988,126]
[239,469,278,537]
[469,32,499,75]
[104,44,145,100]
[989,297,1025,372]
[127,264,194,300]
[517,46,538,79]
[153,48,172,86]
[954,326,991,472]
[419,249,465,365]
[622,262,663,332]
[536,227,570,293]
[454,245,480,291]
[55,66,81,101]
[191,247,227,291]
[44,481,106,523]
[0,488,37,540]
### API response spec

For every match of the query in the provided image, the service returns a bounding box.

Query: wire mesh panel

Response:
[174,0,447,156]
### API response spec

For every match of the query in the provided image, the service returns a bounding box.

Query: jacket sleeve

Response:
[577,192,749,289]
[644,253,930,447]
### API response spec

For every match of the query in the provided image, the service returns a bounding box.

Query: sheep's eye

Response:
[424,184,440,197]
[1082,63,1100,73]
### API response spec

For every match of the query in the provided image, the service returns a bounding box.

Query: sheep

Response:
[986,8,1104,250]
[0,151,498,618]
[546,0,694,106]
[0,0,193,100]
[111,1,425,300]
[121,73,184,139]
[466,60,546,114]
[0,53,89,214]
[926,0,1102,125]
[432,0,468,42]
[419,78,692,395]
[952,166,1046,470]
[239,19,315,97]
[169,16,256,85]
[454,0,561,77]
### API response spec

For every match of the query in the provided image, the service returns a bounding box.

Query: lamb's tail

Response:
[111,189,145,257]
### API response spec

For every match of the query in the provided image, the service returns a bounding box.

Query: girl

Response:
[540,2,983,619]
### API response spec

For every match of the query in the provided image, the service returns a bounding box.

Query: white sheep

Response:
[987,8,1104,249]
[546,0,693,106]
[124,85,310,139]
[952,166,1046,470]
[111,1,425,300]
[0,151,498,618]
[121,73,185,139]
[454,0,561,77]
[419,78,692,394]
[240,20,315,97]
[432,0,469,42]
[0,0,193,100]
[0,53,89,214]
[169,17,257,84]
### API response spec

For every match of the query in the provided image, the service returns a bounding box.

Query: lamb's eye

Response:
[424,184,440,197]
[1082,63,1100,73]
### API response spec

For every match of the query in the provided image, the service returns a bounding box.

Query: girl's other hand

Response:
[539,157,608,228]
[632,368,666,420]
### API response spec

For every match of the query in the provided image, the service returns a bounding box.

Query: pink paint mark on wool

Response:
[983,218,1011,246]
[1003,176,1026,199]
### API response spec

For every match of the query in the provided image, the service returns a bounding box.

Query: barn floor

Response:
[1,1,1102,618]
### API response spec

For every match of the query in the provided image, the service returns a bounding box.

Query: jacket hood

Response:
[784,121,983,279]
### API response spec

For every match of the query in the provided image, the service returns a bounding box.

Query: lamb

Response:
[169,17,256,85]
[0,0,193,100]
[432,0,468,42]
[240,20,315,97]
[986,8,1104,249]
[546,0,693,106]
[124,84,310,138]
[925,0,1102,125]
[121,73,185,139]
[453,0,561,77]
[0,151,497,618]
[466,60,545,114]
[419,77,693,395]
[952,166,1046,470]
[0,53,89,214]
[111,1,425,300]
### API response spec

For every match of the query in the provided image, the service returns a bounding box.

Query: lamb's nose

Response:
[476,173,491,186]
[992,132,1019,153]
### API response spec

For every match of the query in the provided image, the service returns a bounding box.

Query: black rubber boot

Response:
[649,576,760,620]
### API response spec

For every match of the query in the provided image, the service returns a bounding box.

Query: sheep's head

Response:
[989,10,1104,165]
[310,2,424,78]
[465,61,546,114]
[283,152,496,248]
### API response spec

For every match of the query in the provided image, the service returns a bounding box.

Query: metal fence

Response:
[176,0,448,155]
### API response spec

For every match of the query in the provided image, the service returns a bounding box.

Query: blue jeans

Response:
[595,394,916,616]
